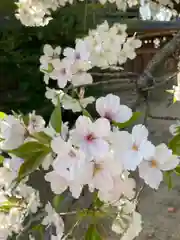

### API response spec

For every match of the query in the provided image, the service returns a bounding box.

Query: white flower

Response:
[28,111,45,134]
[169,120,180,135]
[123,37,142,60]
[71,71,93,86]
[45,171,68,194]
[43,202,64,239]
[0,166,17,189]
[45,87,63,105]
[112,199,142,240]
[96,94,132,123]
[4,157,24,174]
[98,172,135,203]
[0,115,25,150]
[40,44,61,84]
[87,152,122,194]
[71,116,110,158]
[121,211,142,240]
[112,125,155,171]
[52,136,86,181]
[51,58,72,88]
[27,191,41,213]
[63,39,90,69]
[139,143,179,189]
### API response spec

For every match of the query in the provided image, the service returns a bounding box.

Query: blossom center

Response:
[132,144,138,151]
[93,163,102,176]
[104,112,112,121]
[68,150,76,158]
[85,133,95,142]
[150,160,158,168]
[60,68,66,75]
[75,52,81,60]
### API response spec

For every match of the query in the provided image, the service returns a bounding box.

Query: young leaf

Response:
[0,112,7,120]
[9,141,51,160]
[22,114,29,126]
[50,99,62,133]
[82,108,93,120]
[168,134,180,155]
[85,225,101,240]
[18,150,49,180]
[53,195,65,212]
[164,171,173,190]
[174,165,180,176]
[31,132,52,145]
[0,156,4,165]
[112,112,141,129]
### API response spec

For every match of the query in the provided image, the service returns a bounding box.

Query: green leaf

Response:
[166,89,174,94]
[22,114,29,126]
[82,108,93,120]
[0,200,20,213]
[174,165,180,176]
[164,171,173,190]
[0,112,7,120]
[53,195,65,212]
[9,142,50,160]
[85,225,101,240]
[50,99,62,133]
[9,141,51,180]
[31,132,52,145]
[173,96,177,103]
[18,149,49,180]
[112,112,141,129]
[168,134,180,155]
[0,156,4,165]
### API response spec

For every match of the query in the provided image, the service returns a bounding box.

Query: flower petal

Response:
[93,118,110,137]
[139,140,155,160]
[139,162,163,189]
[160,155,179,171]
[115,105,132,123]
[132,124,148,146]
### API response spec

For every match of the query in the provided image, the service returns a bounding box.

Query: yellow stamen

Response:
[93,163,102,176]
[132,144,138,151]
[151,160,157,168]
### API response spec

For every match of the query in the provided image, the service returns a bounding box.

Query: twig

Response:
[141,72,177,91]
[138,30,180,89]
[16,211,46,239]
[148,114,180,121]
[63,219,80,240]
[90,71,139,78]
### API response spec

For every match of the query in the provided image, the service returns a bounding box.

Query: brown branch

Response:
[148,114,180,121]
[138,30,180,90]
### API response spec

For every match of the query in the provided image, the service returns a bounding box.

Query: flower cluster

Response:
[3,1,180,239]
[15,0,139,27]
[0,156,41,238]
[40,21,141,89]
[0,88,179,239]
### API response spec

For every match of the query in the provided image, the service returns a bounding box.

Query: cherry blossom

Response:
[70,116,110,158]
[98,172,136,203]
[28,111,45,134]
[0,115,25,150]
[111,125,155,170]
[139,143,179,189]
[87,152,123,194]
[42,202,64,239]
[96,94,132,123]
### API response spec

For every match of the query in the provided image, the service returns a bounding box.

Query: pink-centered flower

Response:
[96,94,132,123]
[70,116,110,158]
